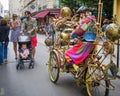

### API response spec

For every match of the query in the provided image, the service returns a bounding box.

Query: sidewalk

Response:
[37,34,46,45]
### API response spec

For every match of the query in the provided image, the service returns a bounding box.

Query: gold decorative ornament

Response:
[59,39,68,46]
[71,14,79,22]
[44,38,53,46]
[106,23,120,42]
[105,61,118,80]
[55,17,68,30]
[60,31,70,41]
[102,41,114,55]
[60,7,71,17]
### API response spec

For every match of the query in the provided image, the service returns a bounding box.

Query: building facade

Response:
[38,0,59,11]
[21,0,38,14]
[0,2,4,17]
[9,0,21,18]
[8,0,60,18]
[18,0,59,16]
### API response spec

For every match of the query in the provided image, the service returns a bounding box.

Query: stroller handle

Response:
[18,34,31,42]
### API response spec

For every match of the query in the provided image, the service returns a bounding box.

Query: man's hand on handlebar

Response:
[27,31,31,34]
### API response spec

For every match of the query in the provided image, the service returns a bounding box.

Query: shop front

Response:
[32,9,60,34]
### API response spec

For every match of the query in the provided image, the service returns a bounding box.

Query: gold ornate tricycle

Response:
[45,6,119,96]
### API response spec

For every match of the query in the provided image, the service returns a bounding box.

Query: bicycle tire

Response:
[48,50,60,83]
[85,65,110,96]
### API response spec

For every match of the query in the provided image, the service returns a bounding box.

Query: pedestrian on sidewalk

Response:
[44,22,49,36]
[10,14,21,60]
[102,18,109,32]
[101,18,110,41]
[44,17,55,42]
[20,11,37,61]
[0,19,10,65]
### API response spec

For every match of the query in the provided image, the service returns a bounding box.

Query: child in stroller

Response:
[16,35,34,69]
[19,43,29,59]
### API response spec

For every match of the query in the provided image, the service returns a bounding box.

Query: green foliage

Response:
[102,0,113,18]
[78,0,113,18]
[59,0,113,18]
[59,0,81,9]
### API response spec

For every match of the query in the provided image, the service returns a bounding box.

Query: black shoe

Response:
[0,63,3,65]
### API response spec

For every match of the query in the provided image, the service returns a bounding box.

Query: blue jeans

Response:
[0,42,9,63]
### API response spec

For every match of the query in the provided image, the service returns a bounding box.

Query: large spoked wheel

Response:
[48,50,60,83]
[85,65,110,96]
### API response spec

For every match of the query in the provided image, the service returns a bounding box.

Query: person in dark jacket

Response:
[0,19,10,65]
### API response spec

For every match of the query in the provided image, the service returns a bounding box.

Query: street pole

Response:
[117,39,120,78]
[117,40,119,68]
[97,0,103,27]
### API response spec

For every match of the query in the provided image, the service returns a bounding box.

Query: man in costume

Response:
[65,7,96,75]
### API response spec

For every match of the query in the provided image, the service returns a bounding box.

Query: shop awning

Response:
[33,10,49,18]
[49,9,60,14]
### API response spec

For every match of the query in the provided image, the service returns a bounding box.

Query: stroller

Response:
[16,34,34,70]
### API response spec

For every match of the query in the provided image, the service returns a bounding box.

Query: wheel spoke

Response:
[48,51,60,83]
[85,65,109,96]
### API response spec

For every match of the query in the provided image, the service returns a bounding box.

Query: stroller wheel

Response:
[16,64,20,70]
[29,62,34,69]
[20,64,24,70]
[16,63,24,70]
[29,65,32,69]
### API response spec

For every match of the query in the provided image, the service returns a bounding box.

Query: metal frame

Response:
[117,40,120,78]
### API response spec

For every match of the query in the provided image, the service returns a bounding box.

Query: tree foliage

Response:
[102,0,113,18]
[59,0,113,18]
[59,0,79,9]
